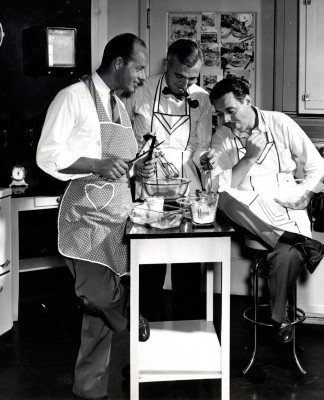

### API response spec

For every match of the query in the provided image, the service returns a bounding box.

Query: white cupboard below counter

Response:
[0,187,12,335]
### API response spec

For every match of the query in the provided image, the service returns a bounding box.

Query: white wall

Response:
[92,0,142,70]
[107,0,140,40]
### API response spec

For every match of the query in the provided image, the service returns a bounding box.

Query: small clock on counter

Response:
[9,165,28,187]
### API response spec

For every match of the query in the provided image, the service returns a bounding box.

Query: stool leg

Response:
[291,284,307,375]
[243,268,258,374]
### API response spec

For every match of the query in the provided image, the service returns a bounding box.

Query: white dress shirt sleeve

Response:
[36,84,101,181]
[270,112,324,193]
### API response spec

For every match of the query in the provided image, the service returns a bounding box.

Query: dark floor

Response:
[1,267,324,400]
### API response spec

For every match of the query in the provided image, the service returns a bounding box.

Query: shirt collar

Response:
[252,106,267,134]
[92,71,114,96]
[232,106,267,139]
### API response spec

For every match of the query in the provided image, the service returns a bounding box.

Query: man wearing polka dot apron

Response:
[37,33,156,400]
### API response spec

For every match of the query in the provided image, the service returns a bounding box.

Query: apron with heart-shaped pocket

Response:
[58,75,137,276]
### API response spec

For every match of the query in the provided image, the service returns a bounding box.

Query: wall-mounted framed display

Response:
[168,11,256,132]
[22,26,78,76]
[46,27,77,68]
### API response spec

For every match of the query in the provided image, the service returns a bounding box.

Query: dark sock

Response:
[278,231,307,246]
[271,319,281,327]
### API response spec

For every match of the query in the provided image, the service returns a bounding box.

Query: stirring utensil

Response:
[128,140,165,165]
[146,132,157,161]
[155,151,180,179]
[203,159,213,194]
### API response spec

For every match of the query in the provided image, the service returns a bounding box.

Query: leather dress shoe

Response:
[291,238,324,274]
[273,320,294,344]
[139,314,150,342]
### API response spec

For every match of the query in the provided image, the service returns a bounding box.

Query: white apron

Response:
[136,75,202,199]
[58,76,137,276]
[224,114,311,237]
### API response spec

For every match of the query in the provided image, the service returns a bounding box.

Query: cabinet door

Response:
[148,0,275,110]
[299,0,324,113]
[0,195,13,335]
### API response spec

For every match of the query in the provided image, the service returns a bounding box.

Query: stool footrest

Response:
[243,304,306,327]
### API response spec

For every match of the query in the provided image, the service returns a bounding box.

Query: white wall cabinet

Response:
[298,0,324,114]
[0,188,13,336]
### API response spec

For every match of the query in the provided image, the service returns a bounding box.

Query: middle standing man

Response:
[123,38,213,319]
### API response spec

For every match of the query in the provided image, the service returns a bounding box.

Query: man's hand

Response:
[274,190,314,210]
[200,149,216,171]
[244,131,267,161]
[134,157,158,179]
[97,158,129,179]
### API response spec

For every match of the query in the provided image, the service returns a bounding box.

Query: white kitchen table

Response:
[125,216,233,400]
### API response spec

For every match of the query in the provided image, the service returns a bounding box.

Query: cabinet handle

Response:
[0,259,10,269]
[302,94,311,102]
[0,286,3,293]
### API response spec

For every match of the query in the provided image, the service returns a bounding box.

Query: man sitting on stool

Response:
[200,75,324,344]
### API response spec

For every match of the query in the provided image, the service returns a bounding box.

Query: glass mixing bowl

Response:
[143,178,191,201]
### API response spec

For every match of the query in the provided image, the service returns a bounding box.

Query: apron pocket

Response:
[85,182,115,211]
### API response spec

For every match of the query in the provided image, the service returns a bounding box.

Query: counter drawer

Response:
[34,196,60,207]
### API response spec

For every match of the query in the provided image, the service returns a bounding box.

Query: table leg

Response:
[221,237,231,400]
[206,262,214,322]
[130,241,139,400]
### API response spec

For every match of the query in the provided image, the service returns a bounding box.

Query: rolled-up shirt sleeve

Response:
[281,114,324,193]
[36,84,101,181]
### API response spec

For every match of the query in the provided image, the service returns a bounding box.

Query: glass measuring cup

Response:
[189,192,219,226]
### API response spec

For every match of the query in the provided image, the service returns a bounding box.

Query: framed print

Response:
[46,27,77,68]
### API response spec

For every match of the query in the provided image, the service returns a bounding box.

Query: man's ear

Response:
[114,56,124,71]
[245,96,252,105]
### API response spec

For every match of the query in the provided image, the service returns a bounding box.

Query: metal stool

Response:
[242,238,307,375]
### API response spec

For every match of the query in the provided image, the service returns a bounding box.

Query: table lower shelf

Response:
[138,319,221,383]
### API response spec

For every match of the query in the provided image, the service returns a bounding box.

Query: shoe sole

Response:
[307,253,324,274]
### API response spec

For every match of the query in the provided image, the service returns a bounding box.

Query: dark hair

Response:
[167,39,204,67]
[209,74,251,103]
[99,33,146,67]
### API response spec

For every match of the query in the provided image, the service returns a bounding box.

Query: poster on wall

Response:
[168,11,256,114]
[168,14,198,42]
[220,13,254,70]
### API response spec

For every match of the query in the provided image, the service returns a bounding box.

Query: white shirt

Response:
[36,72,117,181]
[211,107,324,193]
[122,74,212,167]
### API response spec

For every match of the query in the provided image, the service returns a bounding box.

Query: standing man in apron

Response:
[122,39,212,320]
[37,33,155,400]
[201,75,324,344]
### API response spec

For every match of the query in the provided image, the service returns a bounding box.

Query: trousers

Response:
[218,192,304,323]
[66,258,129,399]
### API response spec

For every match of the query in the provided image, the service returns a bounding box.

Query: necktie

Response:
[110,91,121,124]
[162,87,184,100]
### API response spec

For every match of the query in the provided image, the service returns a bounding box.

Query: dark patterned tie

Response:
[110,91,121,124]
